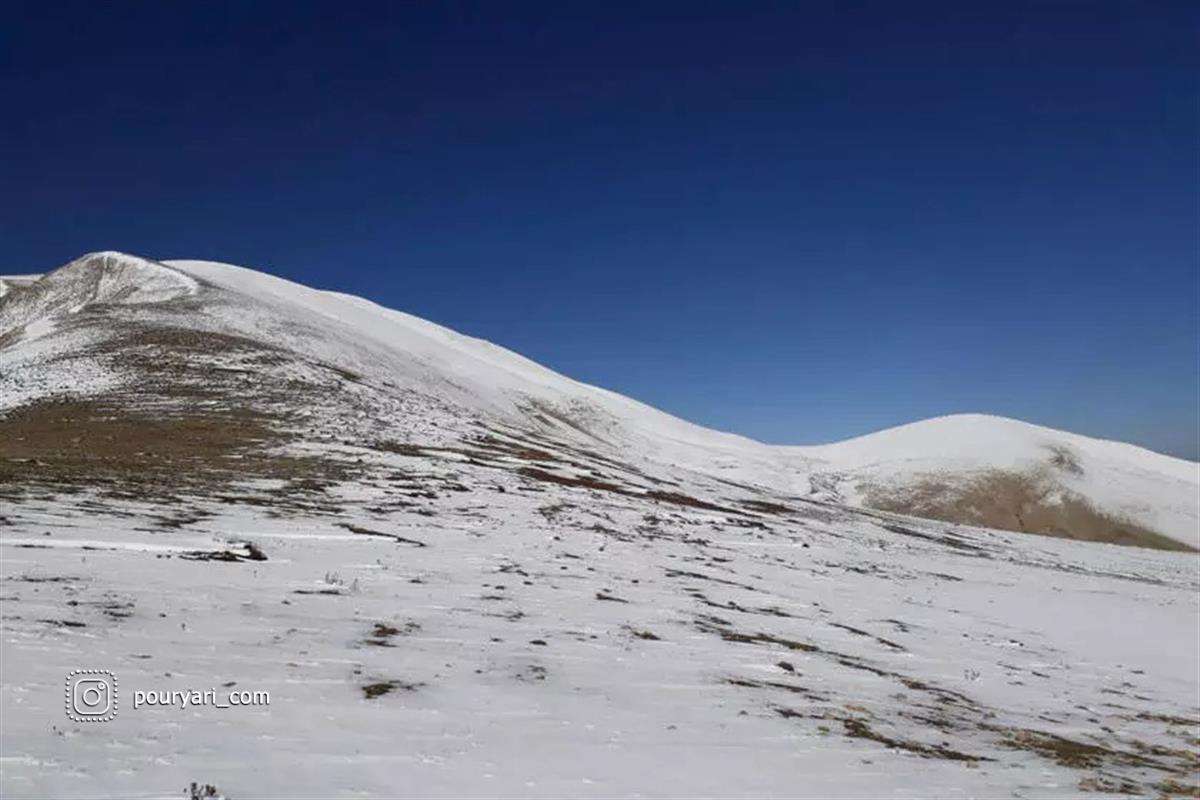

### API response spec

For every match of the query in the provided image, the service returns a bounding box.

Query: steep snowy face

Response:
[163,258,785,460]
[2,251,1197,550]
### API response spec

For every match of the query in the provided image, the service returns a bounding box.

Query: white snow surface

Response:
[2,459,1198,798]
[1,252,1198,798]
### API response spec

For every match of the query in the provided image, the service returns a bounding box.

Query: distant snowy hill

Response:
[2,252,1197,798]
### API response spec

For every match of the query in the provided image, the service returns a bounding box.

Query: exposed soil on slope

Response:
[863,470,1194,552]
[0,397,342,502]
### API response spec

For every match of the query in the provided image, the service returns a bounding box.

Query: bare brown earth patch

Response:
[470,434,560,463]
[645,490,732,513]
[863,470,1192,552]
[842,717,988,763]
[517,466,627,494]
[0,397,344,504]
[997,727,1199,791]
[1,313,378,507]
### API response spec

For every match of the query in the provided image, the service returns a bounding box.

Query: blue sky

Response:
[3,2,1197,458]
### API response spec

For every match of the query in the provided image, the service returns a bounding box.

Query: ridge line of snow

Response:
[8,250,1193,548]
[161,257,1197,467]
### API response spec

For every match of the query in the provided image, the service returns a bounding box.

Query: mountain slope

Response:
[1,252,1197,798]
[3,251,1196,550]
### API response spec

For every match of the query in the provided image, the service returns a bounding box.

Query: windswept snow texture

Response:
[1,252,1198,798]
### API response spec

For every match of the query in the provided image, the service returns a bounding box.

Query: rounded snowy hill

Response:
[801,413,1198,550]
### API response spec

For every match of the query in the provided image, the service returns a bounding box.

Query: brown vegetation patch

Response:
[364,621,419,647]
[712,627,820,653]
[864,470,1192,552]
[878,523,988,554]
[1001,729,1156,770]
[2,309,379,506]
[0,397,347,505]
[741,499,793,515]
[828,622,907,652]
[372,441,427,457]
[1,398,266,488]
[645,490,732,513]
[336,522,427,547]
[1134,712,1200,727]
[841,717,988,762]
[725,676,830,702]
[622,626,662,641]
[1157,779,1200,798]
[361,679,422,699]
[470,435,560,463]
[90,325,277,357]
[517,466,627,494]
[772,706,988,763]
[696,615,980,709]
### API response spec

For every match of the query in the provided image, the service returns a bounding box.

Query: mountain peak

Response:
[1,251,197,330]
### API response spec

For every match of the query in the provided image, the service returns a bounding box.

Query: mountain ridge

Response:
[5,252,1193,461]
[2,251,1197,550]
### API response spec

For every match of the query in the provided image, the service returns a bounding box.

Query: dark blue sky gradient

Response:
[3,2,1197,458]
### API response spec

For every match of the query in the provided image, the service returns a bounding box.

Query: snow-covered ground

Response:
[2,252,1197,798]
[2,457,1197,798]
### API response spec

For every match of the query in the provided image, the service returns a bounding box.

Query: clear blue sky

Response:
[3,1,1197,459]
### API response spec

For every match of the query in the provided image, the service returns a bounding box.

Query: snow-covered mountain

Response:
[2,252,1197,798]
[3,252,1196,550]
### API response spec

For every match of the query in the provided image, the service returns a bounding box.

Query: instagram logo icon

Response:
[65,670,117,722]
